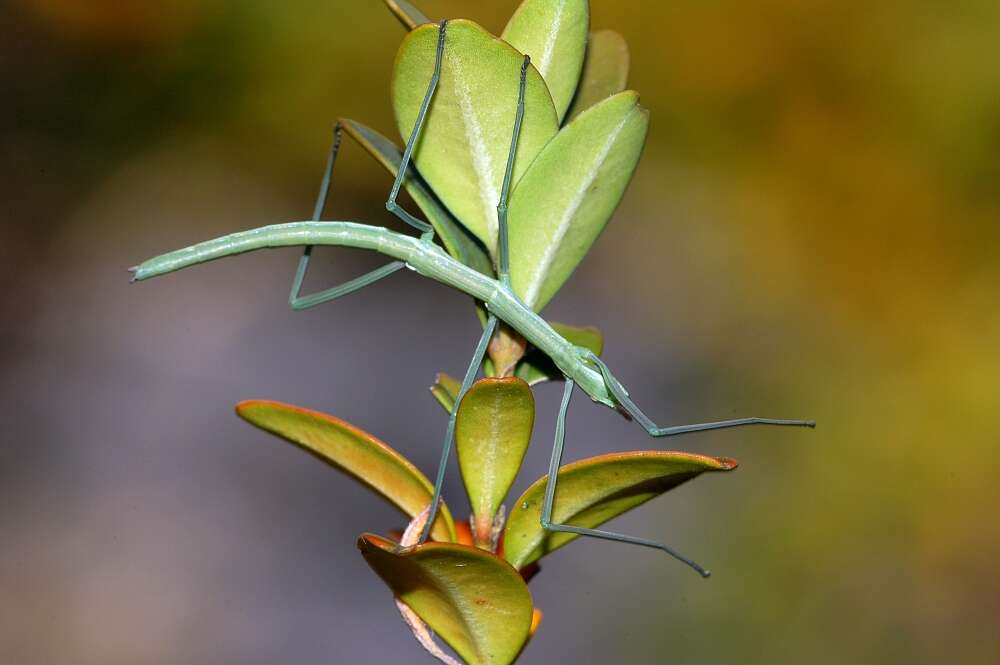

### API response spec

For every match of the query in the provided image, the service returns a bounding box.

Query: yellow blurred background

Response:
[2,1,997,663]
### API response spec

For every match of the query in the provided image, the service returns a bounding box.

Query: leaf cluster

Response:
[233,2,739,663]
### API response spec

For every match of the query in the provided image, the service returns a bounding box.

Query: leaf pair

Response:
[238,398,537,664]
[391,5,644,311]
[234,396,738,565]
[237,398,736,664]
[426,381,736,569]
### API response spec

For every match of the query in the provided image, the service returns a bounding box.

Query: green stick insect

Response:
[131,20,813,577]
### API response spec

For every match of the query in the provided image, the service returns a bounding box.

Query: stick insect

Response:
[130,20,814,577]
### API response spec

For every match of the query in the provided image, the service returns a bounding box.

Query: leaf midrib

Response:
[452,53,500,252]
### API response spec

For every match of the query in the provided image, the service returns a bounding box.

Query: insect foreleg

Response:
[385,19,449,241]
[289,124,404,311]
[496,54,530,287]
[418,312,499,544]
[579,349,816,436]
[289,20,451,311]
[540,378,712,577]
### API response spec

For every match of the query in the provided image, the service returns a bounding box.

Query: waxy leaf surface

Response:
[359,534,534,665]
[392,20,559,256]
[503,451,737,569]
[237,400,455,542]
[508,91,648,311]
[501,0,589,122]
[340,119,492,276]
[455,378,535,542]
[515,322,604,385]
[565,30,630,121]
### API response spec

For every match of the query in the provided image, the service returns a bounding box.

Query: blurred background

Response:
[2,1,998,663]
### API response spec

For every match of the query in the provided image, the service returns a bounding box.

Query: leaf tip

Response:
[358,532,398,554]
[234,399,261,419]
[717,456,739,471]
[234,398,285,421]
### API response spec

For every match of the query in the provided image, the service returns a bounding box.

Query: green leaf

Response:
[502,451,737,569]
[501,0,589,123]
[359,534,534,665]
[430,372,461,414]
[508,91,648,311]
[455,378,535,545]
[384,0,432,30]
[237,400,456,542]
[515,321,604,385]
[340,118,492,276]
[392,19,559,256]
[565,30,630,121]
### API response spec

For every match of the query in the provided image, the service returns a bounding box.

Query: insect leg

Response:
[540,378,712,577]
[289,123,404,311]
[289,20,451,311]
[496,54,530,287]
[580,349,816,436]
[385,19,449,241]
[418,313,499,544]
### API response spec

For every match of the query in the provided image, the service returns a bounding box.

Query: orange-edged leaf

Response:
[502,451,737,569]
[359,534,534,665]
[529,608,543,636]
[455,378,535,546]
[237,400,456,542]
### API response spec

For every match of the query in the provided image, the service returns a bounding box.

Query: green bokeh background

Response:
[3,1,997,663]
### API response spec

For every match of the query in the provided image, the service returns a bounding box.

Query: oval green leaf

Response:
[384,0,432,30]
[565,30,630,121]
[502,451,737,569]
[514,321,604,385]
[340,118,492,276]
[508,90,648,311]
[501,0,589,122]
[359,534,534,665]
[237,400,456,542]
[455,378,535,545]
[392,19,559,256]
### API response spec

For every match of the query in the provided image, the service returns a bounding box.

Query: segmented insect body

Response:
[132,18,813,576]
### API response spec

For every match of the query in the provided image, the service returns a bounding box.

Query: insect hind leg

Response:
[290,20,452,311]
[289,122,404,311]
[540,378,712,577]
[578,348,816,436]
